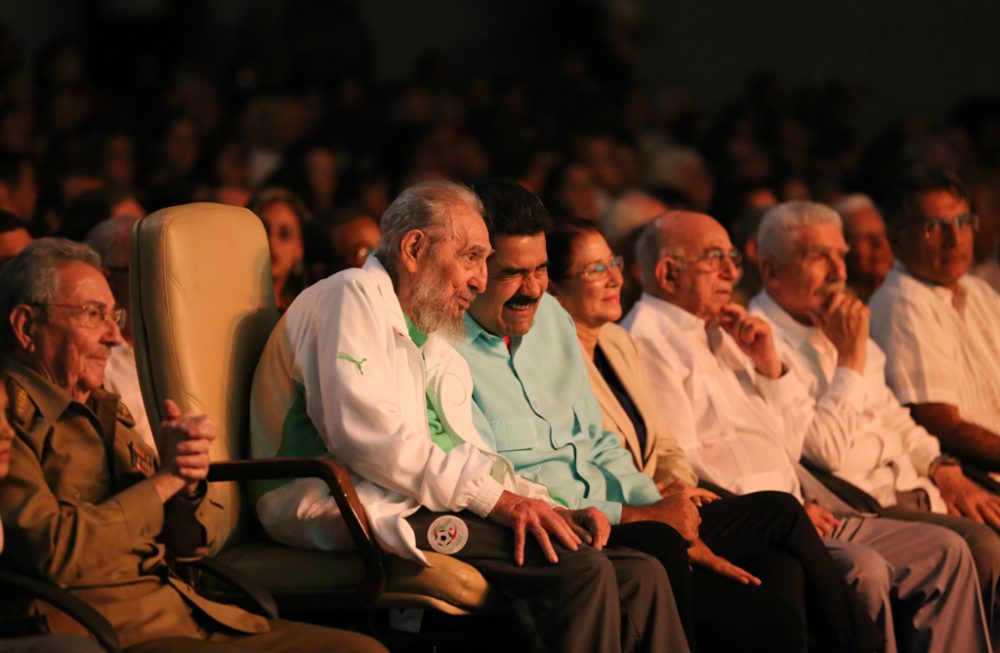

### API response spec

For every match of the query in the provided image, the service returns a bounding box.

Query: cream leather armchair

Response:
[129,202,503,615]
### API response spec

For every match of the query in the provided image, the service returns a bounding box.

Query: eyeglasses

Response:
[919,214,978,240]
[34,302,127,329]
[577,256,624,282]
[670,247,743,271]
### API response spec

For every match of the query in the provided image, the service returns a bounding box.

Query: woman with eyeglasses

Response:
[546,216,883,653]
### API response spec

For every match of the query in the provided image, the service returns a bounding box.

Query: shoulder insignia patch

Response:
[337,351,367,375]
[116,401,136,427]
[10,382,37,429]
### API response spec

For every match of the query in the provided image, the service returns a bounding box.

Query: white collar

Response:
[752,291,817,350]
[363,255,409,337]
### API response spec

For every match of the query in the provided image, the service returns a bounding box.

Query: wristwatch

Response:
[928,454,961,479]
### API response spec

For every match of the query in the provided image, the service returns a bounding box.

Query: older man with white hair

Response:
[751,200,1000,646]
[625,210,991,653]
[832,194,893,303]
[250,180,686,653]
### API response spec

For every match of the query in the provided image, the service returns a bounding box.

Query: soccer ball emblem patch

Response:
[427,515,469,555]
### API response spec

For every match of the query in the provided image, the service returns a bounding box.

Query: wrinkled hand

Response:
[688,539,761,586]
[657,480,720,508]
[157,399,217,493]
[488,491,582,565]
[804,502,840,538]
[934,466,1000,530]
[622,493,700,543]
[719,304,782,378]
[809,292,868,373]
[557,507,611,550]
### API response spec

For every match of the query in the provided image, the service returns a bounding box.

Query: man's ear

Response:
[398,229,431,274]
[655,257,675,293]
[758,254,779,283]
[10,305,37,352]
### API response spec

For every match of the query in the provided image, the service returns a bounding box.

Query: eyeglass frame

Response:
[31,302,127,330]
[915,213,979,241]
[664,246,743,272]
[574,255,625,282]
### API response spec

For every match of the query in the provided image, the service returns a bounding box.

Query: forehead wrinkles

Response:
[790,223,845,253]
[54,262,113,304]
[686,229,731,258]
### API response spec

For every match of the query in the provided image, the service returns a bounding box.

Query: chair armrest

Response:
[0,570,120,652]
[208,456,386,603]
[187,557,278,620]
[800,460,883,514]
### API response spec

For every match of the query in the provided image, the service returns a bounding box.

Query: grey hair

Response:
[757,201,842,262]
[832,193,878,220]
[0,237,102,349]
[372,180,483,268]
[84,216,138,270]
[635,216,668,291]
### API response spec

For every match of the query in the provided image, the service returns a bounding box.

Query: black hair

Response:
[472,177,552,237]
[546,215,602,283]
[883,168,970,231]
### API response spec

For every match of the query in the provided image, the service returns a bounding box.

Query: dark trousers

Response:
[406,509,688,653]
[610,520,804,653]
[697,491,882,653]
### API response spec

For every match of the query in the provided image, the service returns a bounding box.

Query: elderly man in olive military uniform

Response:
[0,238,385,652]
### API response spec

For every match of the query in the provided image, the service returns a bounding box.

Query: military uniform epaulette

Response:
[8,378,39,430]
[116,400,136,428]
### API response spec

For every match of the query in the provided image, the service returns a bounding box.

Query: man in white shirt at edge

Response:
[750,199,1000,645]
[249,181,686,653]
[869,168,1000,473]
[623,210,990,653]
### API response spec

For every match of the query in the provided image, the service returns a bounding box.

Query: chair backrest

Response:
[130,203,280,550]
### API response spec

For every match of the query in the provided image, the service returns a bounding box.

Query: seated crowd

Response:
[2,164,1000,653]
[3,14,1000,651]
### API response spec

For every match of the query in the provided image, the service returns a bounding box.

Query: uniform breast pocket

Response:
[490,418,540,453]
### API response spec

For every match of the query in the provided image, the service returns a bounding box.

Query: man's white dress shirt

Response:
[870,262,1000,436]
[622,293,809,498]
[750,291,945,513]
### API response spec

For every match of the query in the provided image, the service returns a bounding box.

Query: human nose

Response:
[719,254,740,280]
[469,260,487,293]
[522,271,545,297]
[607,262,624,287]
[829,253,847,281]
[101,317,125,346]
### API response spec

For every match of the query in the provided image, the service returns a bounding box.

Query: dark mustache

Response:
[505,294,540,307]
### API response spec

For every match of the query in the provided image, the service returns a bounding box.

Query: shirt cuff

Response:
[465,474,506,518]
[757,367,801,406]
[826,366,866,413]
